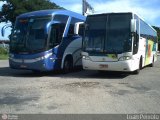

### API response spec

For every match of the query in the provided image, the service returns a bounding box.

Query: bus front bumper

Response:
[82,59,138,72]
[9,57,58,71]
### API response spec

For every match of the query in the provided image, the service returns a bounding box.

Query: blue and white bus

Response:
[82,12,158,74]
[9,10,86,72]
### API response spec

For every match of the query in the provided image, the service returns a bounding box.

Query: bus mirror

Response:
[131,19,136,32]
[74,22,84,35]
[1,24,12,37]
[1,25,6,37]
[74,23,79,35]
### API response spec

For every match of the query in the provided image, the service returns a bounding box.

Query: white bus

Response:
[82,12,158,74]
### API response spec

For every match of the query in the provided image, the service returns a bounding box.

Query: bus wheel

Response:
[149,56,154,67]
[133,68,140,74]
[63,58,73,73]
[133,57,142,74]
[139,57,143,70]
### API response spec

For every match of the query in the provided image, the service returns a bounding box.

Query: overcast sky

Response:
[1,0,160,40]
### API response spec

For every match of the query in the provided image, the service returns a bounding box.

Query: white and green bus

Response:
[82,12,158,74]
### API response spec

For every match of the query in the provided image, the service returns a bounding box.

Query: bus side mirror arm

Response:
[131,19,136,33]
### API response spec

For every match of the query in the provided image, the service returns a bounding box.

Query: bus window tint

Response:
[54,15,68,24]
[140,19,157,42]
[106,14,131,53]
[10,19,29,51]
[49,26,57,48]
[84,15,106,52]
[133,15,139,54]
[78,24,85,36]
[27,17,51,51]
[68,17,84,36]
[49,24,66,48]
[84,14,132,53]
[11,16,51,53]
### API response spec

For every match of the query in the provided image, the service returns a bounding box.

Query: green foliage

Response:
[0,46,8,55]
[0,54,8,60]
[0,45,9,60]
[0,0,63,25]
[153,26,160,42]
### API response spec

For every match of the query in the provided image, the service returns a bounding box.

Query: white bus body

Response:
[82,13,158,74]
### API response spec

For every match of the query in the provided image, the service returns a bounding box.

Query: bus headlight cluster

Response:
[37,53,52,60]
[44,53,52,59]
[40,53,53,60]
[82,55,90,60]
[119,56,132,61]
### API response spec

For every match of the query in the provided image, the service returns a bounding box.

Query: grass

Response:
[0,54,8,60]
[0,47,9,60]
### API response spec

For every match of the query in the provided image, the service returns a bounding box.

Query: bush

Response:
[0,47,8,55]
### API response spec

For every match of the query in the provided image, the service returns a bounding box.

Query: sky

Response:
[52,0,160,27]
[0,1,11,40]
[0,0,160,40]
[0,1,6,11]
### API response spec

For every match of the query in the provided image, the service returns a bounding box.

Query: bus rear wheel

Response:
[63,58,73,73]
[149,56,154,67]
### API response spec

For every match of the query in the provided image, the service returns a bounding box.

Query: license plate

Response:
[99,64,108,69]
[20,65,27,68]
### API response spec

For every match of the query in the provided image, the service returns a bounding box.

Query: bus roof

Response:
[17,9,86,20]
[89,12,132,16]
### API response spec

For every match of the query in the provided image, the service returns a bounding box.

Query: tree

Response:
[153,26,160,42]
[0,0,63,25]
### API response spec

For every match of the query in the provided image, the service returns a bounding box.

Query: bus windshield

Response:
[10,16,51,53]
[83,14,132,54]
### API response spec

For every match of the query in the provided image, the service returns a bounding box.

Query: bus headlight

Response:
[119,56,132,61]
[44,53,52,59]
[82,55,90,60]
[41,53,53,59]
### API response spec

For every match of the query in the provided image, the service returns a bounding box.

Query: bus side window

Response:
[68,17,84,36]
[78,24,85,36]
[133,18,139,54]
[133,32,139,54]
[49,25,57,48]
[49,24,65,48]
[68,24,74,36]
[53,15,69,38]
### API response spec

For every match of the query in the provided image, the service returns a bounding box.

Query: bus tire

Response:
[133,68,140,74]
[133,57,142,74]
[139,57,143,70]
[149,56,154,67]
[63,56,73,73]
